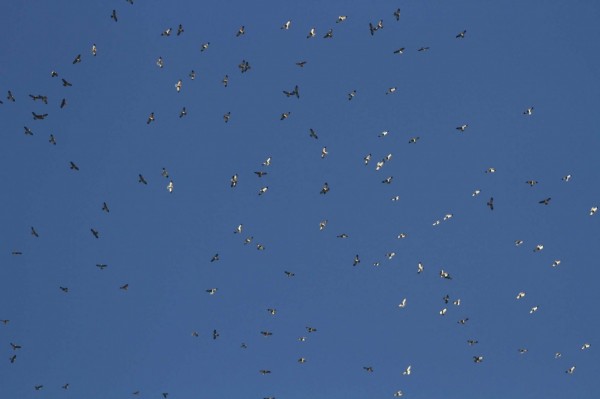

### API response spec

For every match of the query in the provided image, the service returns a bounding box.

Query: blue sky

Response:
[1,1,599,398]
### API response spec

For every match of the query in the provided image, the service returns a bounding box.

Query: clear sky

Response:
[1,1,599,398]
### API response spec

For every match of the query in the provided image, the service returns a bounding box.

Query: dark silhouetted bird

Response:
[62,78,72,87]
[138,174,147,184]
[91,228,99,238]
[111,9,118,21]
[32,112,48,120]
[487,197,494,210]
[102,202,110,212]
[72,54,81,64]
[69,161,79,171]
[539,197,551,205]
[456,30,467,38]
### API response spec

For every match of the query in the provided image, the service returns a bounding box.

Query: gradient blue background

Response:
[1,1,599,398]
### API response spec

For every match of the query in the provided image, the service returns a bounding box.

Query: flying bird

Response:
[31,227,39,237]
[72,54,81,64]
[236,26,245,37]
[394,8,401,21]
[307,28,316,38]
[138,174,147,184]
[323,29,333,39]
[91,228,99,238]
[32,112,48,120]
[456,30,467,38]
[281,20,291,30]
[69,161,79,171]
[487,197,494,210]
[177,24,184,35]
[539,197,551,205]
[110,9,118,22]
[61,78,72,87]
[147,112,155,124]
[523,106,534,115]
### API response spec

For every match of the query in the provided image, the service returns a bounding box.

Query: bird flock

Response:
[1,1,599,398]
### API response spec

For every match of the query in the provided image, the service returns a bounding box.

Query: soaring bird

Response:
[156,57,164,68]
[24,126,33,135]
[213,329,219,340]
[179,107,187,118]
[91,228,99,239]
[348,90,357,100]
[177,24,184,35]
[307,28,316,38]
[72,54,81,64]
[487,197,494,210]
[456,30,467,38]
[236,26,245,37]
[456,124,468,131]
[538,197,551,205]
[566,366,575,374]
[31,227,39,237]
[96,264,108,270]
[147,112,155,124]
[523,106,534,115]
[525,180,538,186]
[222,75,229,87]
[281,20,291,30]
[69,161,79,171]
[284,271,295,277]
[230,174,238,187]
[138,174,148,184]
[32,112,48,120]
[353,254,360,266]
[320,182,330,194]
[210,254,219,262]
[323,29,333,39]
[363,366,374,372]
[309,128,318,139]
[337,16,347,23]
[393,47,405,54]
[161,27,172,36]
[473,356,484,363]
[223,112,231,123]
[61,78,72,87]
[7,90,16,101]
[296,61,307,67]
[188,70,195,80]
[280,111,291,120]
[402,365,412,375]
[60,98,67,108]
[110,9,118,22]
[91,44,97,56]
[206,288,218,295]
[394,8,401,21]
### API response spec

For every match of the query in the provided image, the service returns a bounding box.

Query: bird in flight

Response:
[138,174,148,184]
[147,112,155,124]
[538,197,551,205]
[236,26,245,37]
[69,161,79,171]
[283,85,300,98]
[72,54,81,64]
[32,112,48,120]
[394,8,401,21]
[456,30,467,38]
[523,106,534,115]
[393,47,405,54]
[177,24,184,35]
[31,226,39,237]
[90,228,99,239]
[111,9,118,22]
[62,78,72,87]
[487,197,494,210]
[281,20,291,30]
[323,29,333,39]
